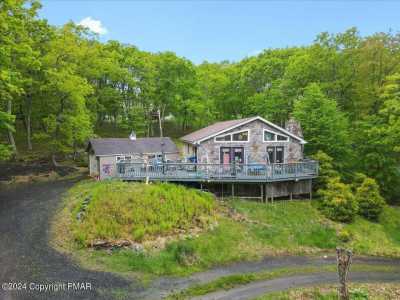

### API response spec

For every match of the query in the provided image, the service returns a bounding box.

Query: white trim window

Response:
[263,129,289,142]
[116,155,132,162]
[215,130,250,143]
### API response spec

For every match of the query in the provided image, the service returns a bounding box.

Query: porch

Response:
[116,160,318,183]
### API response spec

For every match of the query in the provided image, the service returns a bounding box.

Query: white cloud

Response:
[78,17,108,35]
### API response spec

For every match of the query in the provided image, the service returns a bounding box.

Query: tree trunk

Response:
[26,113,32,150]
[158,108,163,137]
[51,154,59,167]
[25,94,33,151]
[7,100,18,157]
[336,248,353,300]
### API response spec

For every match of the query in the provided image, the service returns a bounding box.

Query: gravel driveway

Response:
[0,180,141,300]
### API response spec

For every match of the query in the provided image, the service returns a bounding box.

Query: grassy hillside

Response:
[231,200,400,257]
[53,181,400,278]
[66,181,216,247]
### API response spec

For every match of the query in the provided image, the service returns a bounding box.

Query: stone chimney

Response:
[285,118,303,138]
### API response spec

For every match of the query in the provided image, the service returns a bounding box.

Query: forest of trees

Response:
[1,1,400,202]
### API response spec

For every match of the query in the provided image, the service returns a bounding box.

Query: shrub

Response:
[319,178,358,223]
[355,177,386,221]
[170,243,197,266]
[337,229,352,243]
[311,151,340,191]
[350,288,369,300]
[352,172,368,191]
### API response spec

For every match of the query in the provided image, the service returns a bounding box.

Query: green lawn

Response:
[229,199,339,252]
[52,181,400,279]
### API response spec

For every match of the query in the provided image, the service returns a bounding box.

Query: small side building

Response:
[86,137,179,180]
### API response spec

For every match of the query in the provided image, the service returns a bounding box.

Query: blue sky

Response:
[40,1,400,64]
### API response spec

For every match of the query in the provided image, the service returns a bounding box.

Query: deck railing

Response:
[116,160,318,182]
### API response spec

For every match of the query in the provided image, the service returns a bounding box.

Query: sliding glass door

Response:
[220,147,244,164]
[266,146,284,163]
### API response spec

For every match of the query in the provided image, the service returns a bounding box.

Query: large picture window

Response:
[263,129,289,142]
[215,130,249,142]
[266,146,284,163]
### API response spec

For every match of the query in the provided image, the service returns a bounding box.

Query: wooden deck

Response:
[116,161,318,183]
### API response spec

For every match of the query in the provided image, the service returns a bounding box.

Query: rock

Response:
[76,211,84,221]
[130,243,144,252]
[91,239,111,249]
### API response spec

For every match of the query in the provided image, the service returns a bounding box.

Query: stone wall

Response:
[196,119,303,164]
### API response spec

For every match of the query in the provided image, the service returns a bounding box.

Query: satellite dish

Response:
[129,131,136,141]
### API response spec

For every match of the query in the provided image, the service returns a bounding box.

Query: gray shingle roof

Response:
[87,137,179,156]
[180,117,254,144]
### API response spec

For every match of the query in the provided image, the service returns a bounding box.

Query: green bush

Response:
[319,177,358,223]
[350,288,369,300]
[170,243,197,266]
[337,228,352,243]
[311,151,340,191]
[355,177,386,221]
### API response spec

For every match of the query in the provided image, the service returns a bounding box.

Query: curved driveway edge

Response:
[191,271,400,300]
[0,180,140,300]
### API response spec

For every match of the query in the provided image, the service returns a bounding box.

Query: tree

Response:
[153,52,197,136]
[355,177,386,221]
[34,24,93,165]
[0,111,15,160]
[0,0,42,156]
[293,83,351,164]
[319,177,358,223]
[354,73,400,202]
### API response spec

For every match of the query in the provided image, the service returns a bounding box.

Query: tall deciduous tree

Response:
[34,24,93,165]
[293,83,351,164]
[0,0,42,156]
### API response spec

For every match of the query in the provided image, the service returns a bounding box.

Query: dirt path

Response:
[1,180,399,300]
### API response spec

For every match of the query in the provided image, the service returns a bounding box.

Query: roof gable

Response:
[180,116,306,144]
[180,117,254,144]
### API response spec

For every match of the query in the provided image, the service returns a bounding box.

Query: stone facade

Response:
[195,119,303,164]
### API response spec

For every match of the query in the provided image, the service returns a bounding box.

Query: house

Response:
[180,116,306,165]
[86,137,179,180]
[95,116,318,200]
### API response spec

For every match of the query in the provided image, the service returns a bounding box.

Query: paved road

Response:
[192,272,400,300]
[0,180,141,300]
[1,180,399,300]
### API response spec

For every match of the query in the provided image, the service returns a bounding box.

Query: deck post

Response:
[221,183,224,200]
[260,184,263,202]
[290,192,293,201]
[231,183,235,198]
[309,179,313,200]
[145,162,149,184]
[271,186,274,203]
